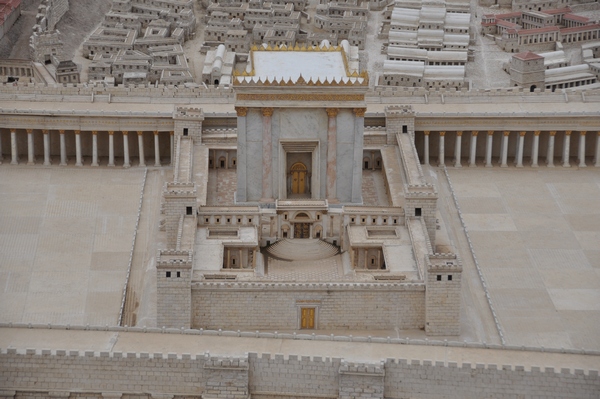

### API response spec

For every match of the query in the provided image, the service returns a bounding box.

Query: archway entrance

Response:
[293,212,311,238]
[291,162,307,194]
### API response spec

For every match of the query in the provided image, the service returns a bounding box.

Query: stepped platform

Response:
[265,239,339,261]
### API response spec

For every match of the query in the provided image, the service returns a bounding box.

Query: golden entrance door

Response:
[291,162,307,194]
[294,222,310,238]
[300,308,315,329]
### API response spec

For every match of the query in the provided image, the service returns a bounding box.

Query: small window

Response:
[402,125,408,133]
[393,219,397,224]
[227,218,230,223]
[436,275,442,281]
[415,208,422,217]
[205,218,210,223]
[177,271,181,278]
[317,214,321,220]
[183,128,189,136]
[248,218,252,223]
[237,218,241,223]
[186,207,193,215]
[351,217,355,223]
[166,271,171,278]
[448,275,452,281]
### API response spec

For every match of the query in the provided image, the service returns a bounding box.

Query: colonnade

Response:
[420,130,600,168]
[0,129,174,167]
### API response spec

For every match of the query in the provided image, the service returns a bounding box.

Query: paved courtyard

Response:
[0,167,145,326]
[447,167,600,350]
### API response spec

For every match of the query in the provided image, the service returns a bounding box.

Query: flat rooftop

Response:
[252,49,348,82]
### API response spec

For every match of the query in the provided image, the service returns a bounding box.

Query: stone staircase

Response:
[265,239,340,261]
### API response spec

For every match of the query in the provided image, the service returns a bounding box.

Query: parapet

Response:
[156,249,193,268]
[164,182,197,196]
[339,360,386,375]
[404,184,438,197]
[385,105,415,116]
[427,253,462,272]
[176,107,205,120]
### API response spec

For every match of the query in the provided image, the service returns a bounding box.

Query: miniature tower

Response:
[425,253,462,336]
[510,51,545,92]
[156,250,193,328]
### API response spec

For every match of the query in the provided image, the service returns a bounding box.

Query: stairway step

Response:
[265,239,339,261]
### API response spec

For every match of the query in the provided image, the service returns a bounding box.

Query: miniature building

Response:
[509,50,546,91]
[55,60,80,84]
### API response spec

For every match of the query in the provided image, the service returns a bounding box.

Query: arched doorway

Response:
[291,162,307,194]
[293,212,311,239]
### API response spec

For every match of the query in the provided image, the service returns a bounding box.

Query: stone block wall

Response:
[1,347,598,399]
[162,182,197,248]
[156,250,193,328]
[425,254,462,336]
[404,188,437,248]
[191,283,426,331]
[385,105,415,144]
[174,107,204,142]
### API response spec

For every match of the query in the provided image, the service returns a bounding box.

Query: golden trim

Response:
[137,131,144,136]
[170,131,175,136]
[439,131,446,137]
[122,131,128,136]
[26,129,33,134]
[237,93,364,102]
[580,131,586,136]
[154,130,159,135]
[108,131,114,136]
[534,130,541,136]
[565,130,572,136]
[549,131,556,136]
[503,131,510,136]
[353,108,366,117]
[74,130,81,135]
[456,131,463,137]
[262,107,274,117]
[235,106,248,117]
[423,131,430,136]
[472,131,478,136]
[519,131,526,137]
[92,131,98,135]
[487,130,494,136]
[59,130,65,134]
[326,108,339,117]
[42,130,49,134]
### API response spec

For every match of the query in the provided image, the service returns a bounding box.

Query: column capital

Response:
[235,106,248,117]
[108,131,114,135]
[153,130,159,135]
[487,130,494,136]
[580,131,586,136]
[10,128,16,134]
[170,131,175,136]
[519,131,526,137]
[42,129,49,134]
[456,131,463,136]
[325,108,339,117]
[352,108,366,117]
[74,130,81,135]
[424,130,430,136]
[439,131,446,137]
[472,131,478,136]
[59,130,65,134]
[534,130,541,136]
[92,131,98,135]
[122,131,129,136]
[26,129,33,134]
[137,131,144,136]
[549,131,557,136]
[262,107,274,117]
[565,130,572,136]
[503,131,510,137]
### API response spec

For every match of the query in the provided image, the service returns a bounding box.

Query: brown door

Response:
[294,223,310,238]
[301,308,315,329]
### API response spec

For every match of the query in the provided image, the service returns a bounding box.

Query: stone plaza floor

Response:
[0,166,145,326]
[447,167,600,350]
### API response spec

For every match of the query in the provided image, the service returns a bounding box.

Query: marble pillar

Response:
[138,131,145,167]
[75,130,82,166]
[500,131,509,168]
[485,131,493,167]
[92,131,99,166]
[578,131,586,168]
[261,107,274,201]
[43,130,50,166]
[10,129,18,165]
[170,131,174,166]
[562,130,571,168]
[547,131,556,167]
[516,131,525,167]
[59,130,67,166]
[154,131,161,167]
[123,131,130,168]
[595,132,600,167]
[469,131,478,167]
[423,131,430,165]
[531,131,540,167]
[235,107,248,202]
[326,108,338,201]
[108,131,115,167]
[352,108,366,203]
[454,131,462,168]
[26,129,34,165]
[438,131,445,166]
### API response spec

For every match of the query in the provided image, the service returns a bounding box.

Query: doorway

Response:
[300,308,315,329]
[294,222,311,238]
[291,162,307,194]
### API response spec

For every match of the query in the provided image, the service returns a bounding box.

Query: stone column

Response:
[485,130,493,167]
[123,131,130,168]
[595,131,600,167]
[547,131,556,167]
[154,131,161,167]
[137,131,145,167]
[326,108,338,201]
[170,131,175,166]
[578,131,586,168]
[10,129,18,165]
[469,131,478,167]
[531,131,540,167]
[0,130,3,164]
[75,130,83,166]
[26,129,34,165]
[423,131,430,165]
[43,130,50,166]
[562,130,571,168]
[516,131,525,167]
[91,131,99,166]
[454,131,462,168]
[500,131,509,167]
[262,107,274,201]
[235,107,248,202]
[59,130,67,166]
[351,108,365,203]
[438,131,445,166]
[108,131,115,167]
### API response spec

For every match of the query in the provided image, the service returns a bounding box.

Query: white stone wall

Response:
[191,283,426,330]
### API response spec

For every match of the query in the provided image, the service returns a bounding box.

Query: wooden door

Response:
[291,162,307,194]
[294,223,310,238]
[301,308,315,329]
